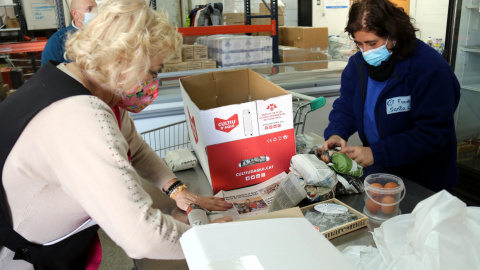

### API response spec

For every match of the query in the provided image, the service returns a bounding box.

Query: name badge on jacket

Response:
[386,96,411,115]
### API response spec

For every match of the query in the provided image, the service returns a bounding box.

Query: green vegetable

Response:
[331,153,363,177]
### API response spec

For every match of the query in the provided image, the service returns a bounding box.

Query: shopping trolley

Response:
[140,120,192,158]
[140,93,325,157]
[291,92,326,135]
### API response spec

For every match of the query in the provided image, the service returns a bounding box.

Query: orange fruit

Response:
[381,196,397,215]
[384,182,398,189]
[366,198,381,214]
[368,182,384,197]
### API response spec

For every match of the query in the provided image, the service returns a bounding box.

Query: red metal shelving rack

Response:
[176,0,280,64]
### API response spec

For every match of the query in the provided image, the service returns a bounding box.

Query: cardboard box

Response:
[7,18,20,29]
[182,45,194,62]
[279,26,329,49]
[222,13,244,25]
[278,46,328,70]
[251,14,284,27]
[200,59,217,69]
[180,69,295,193]
[193,45,208,60]
[279,45,308,63]
[182,45,208,62]
[180,217,357,270]
[165,46,182,64]
[161,62,188,73]
[187,61,202,71]
[259,3,285,16]
[301,198,369,240]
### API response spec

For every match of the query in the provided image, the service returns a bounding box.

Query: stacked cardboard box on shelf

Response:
[162,44,217,73]
[222,3,285,30]
[278,26,329,71]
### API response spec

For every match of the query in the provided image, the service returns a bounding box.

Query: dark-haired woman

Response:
[322,0,460,192]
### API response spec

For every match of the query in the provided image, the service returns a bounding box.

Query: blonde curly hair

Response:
[65,0,182,93]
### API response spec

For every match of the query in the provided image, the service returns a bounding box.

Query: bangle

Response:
[165,180,182,195]
[170,184,187,199]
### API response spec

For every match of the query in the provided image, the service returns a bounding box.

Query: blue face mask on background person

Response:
[77,9,97,26]
[361,39,392,67]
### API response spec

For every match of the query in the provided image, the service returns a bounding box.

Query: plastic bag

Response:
[335,173,364,195]
[290,154,337,188]
[376,190,480,270]
[164,148,198,172]
[342,190,480,270]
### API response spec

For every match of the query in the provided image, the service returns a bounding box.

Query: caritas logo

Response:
[187,108,198,144]
[267,103,277,111]
[214,114,239,133]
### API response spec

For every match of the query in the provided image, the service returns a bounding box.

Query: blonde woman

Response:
[0,0,232,269]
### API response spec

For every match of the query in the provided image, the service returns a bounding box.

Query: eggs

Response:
[368,182,384,197]
[381,196,397,215]
[384,182,399,189]
[365,181,400,217]
[366,198,381,214]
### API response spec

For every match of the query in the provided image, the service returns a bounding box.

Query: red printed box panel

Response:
[206,129,296,193]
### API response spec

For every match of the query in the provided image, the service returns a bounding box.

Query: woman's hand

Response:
[323,135,347,150]
[210,216,233,223]
[341,146,374,167]
[173,188,233,212]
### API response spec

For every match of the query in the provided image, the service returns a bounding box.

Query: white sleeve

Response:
[48,96,191,259]
[119,108,177,190]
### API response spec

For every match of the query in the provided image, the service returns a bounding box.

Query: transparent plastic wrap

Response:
[290,154,337,188]
[328,32,358,60]
[164,147,198,172]
[342,191,480,270]
[195,35,272,67]
[304,203,359,232]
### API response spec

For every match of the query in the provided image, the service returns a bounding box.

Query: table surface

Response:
[134,139,436,269]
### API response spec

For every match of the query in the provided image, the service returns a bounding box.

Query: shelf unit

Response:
[177,0,280,63]
[0,0,26,40]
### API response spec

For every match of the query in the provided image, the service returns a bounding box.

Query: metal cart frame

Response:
[140,92,325,157]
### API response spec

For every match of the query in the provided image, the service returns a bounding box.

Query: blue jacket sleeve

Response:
[370,65,460,167]
[41,32,66,66]
[324,58,359,142]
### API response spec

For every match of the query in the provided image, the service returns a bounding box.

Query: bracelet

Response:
[165,180,182,195]
[170,184,187,199]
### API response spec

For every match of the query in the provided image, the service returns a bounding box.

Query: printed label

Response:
[386,96,411,115]
[214,114,239,133]
[314,203,348,214]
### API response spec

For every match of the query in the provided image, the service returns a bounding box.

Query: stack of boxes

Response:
[162,45,217,73]
[278,26,329,71]
[196,35,272,68]
[222,3,286,29]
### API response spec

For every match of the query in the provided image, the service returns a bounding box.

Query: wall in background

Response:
[311,0,449,42]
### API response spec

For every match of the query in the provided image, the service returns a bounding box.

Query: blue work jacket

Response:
[325,39,460,191]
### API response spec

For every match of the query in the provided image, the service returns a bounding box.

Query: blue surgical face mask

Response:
[77,9,97,26]
[361,38,392,67]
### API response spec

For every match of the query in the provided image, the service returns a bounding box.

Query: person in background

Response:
[0,0,232,269]
[40,0,98,66]
[322,0,460,192]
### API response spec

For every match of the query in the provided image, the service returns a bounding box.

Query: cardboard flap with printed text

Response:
[180,68,296,191]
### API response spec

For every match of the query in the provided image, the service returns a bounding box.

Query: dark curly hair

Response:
[345,0,418,60]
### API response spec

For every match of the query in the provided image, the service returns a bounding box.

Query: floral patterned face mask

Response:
[118,78,159,113]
